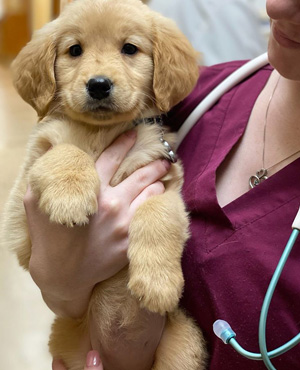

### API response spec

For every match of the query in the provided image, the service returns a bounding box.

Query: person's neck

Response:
[273,70,300,131]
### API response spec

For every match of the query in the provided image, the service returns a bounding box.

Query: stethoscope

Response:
[176,52,300,370]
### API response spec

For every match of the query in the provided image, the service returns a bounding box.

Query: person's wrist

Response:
[42,288,93,318]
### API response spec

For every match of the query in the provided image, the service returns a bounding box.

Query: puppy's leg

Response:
[49,316,89,370]
[29,144,100,227]
[1,178,32,269]
[128,190,189,314]
[153,309,207,370]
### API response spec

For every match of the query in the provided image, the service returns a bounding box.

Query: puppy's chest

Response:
[35,120,175,183]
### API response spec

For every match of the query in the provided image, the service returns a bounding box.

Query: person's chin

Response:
[268,39,300,81]
[273,25,300,50]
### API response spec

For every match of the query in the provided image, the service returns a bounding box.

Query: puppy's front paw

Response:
[29,144,100,227]
[128,267,184,314]
[39,186,98,227]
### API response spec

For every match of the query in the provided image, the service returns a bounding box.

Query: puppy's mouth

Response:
[84,98,127,119]
[62,77,140,123]
[86,101,114,113]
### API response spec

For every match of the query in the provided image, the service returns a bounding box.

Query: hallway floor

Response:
[0,59,54,370]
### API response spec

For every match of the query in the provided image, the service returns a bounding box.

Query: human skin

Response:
[217,0,300,207]
[29,1,300,368]
[267,0,300,79]
[52,350,102,370]
[25,131,168,369]
[26,130,170,318]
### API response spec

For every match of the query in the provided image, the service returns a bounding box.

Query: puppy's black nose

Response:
[87,76,113,100]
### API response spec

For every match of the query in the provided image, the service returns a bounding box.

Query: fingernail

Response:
[86,350,101,367]
[161,159,171,169]
[124,130,137,138]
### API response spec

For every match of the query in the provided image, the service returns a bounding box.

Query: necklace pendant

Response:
[249,168,268,189]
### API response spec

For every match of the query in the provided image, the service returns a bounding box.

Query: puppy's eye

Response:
[69,44,83,57]
[121,43,138,55]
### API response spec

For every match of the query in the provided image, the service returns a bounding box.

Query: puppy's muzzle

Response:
[87,76,113,100]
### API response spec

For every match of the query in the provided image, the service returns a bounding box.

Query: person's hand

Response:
[52,350,102,370]
[25,130,170,318]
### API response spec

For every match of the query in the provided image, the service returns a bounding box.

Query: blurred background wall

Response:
[0,0,61,58]
[0,2,60,370]
[147,0,269,65]
[0,0,269,61]
[0,1,269,370]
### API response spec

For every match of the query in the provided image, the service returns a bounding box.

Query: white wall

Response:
[147,0,269,65]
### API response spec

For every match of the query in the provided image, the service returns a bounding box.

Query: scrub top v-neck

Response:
[167,61,300,369]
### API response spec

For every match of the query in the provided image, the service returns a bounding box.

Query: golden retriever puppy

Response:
[2,0,207,368]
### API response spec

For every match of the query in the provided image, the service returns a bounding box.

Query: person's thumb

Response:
[52,358,67,370]
[52,351,103,370]
[85,350,103,370]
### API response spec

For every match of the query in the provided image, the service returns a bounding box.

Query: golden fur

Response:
[2,0,207,368]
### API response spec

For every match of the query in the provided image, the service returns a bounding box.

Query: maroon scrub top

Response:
[167,60,300,369]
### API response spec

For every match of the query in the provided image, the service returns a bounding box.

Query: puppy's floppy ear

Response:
[11,20,58,118]
[152,15,200,113]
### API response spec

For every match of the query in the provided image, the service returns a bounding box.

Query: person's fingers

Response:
[129,181,165,216]
[120,159,170,201]
[95,130,137,185]
[23,187,51,228]
[52,358,67,370]
[85,350,103,370]
[23,186,38,214]
[23,186,50,241]
[23,186,68,245]
[52,351,103,370]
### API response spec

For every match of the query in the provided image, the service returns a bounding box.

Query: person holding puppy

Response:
[27,0,300,369]
[25,131,169,370]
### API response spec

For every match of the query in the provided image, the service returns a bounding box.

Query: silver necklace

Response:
[249,76,300,189]
[249,77,300,189]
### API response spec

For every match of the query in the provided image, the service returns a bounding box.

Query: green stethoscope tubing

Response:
[258,228,300,369]
[226,228,300,368]
[230,331,300,361]
[176,53,300,369]
[212,218,300,370]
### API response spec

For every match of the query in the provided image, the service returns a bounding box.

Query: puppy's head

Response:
[12,0,199,124]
